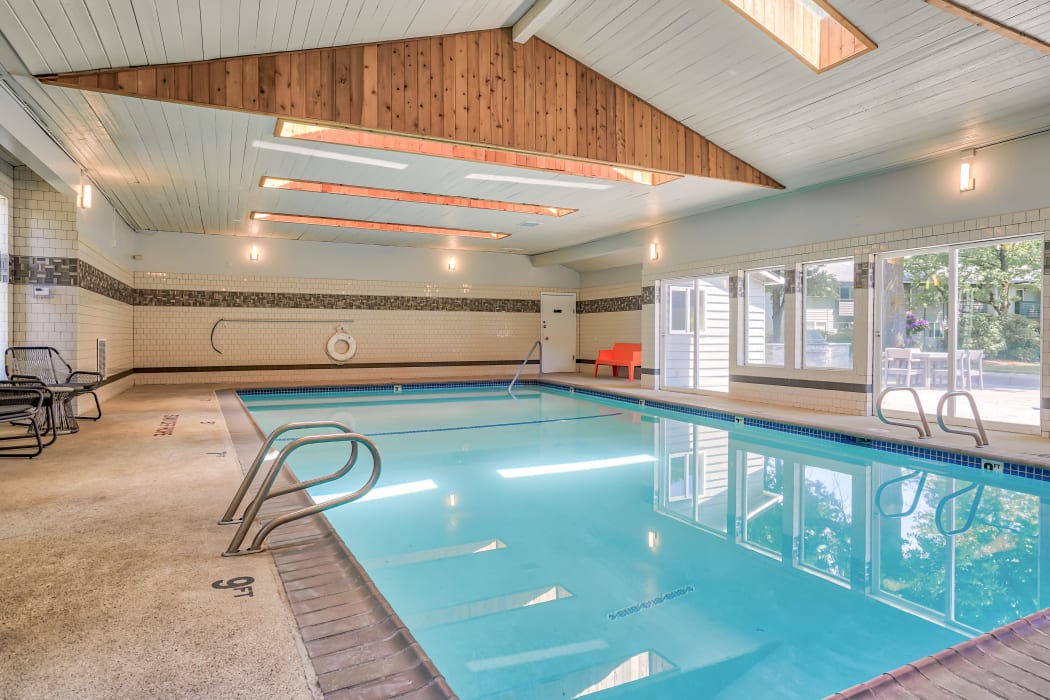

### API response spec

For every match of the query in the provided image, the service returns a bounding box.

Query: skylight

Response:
[723,0,876,72]
[250,212,509,240]
[276,119,680,186]
[259,177,575,216]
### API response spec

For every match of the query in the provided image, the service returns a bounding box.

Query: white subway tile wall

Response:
[10,168,81,363]
[11,167,77,257]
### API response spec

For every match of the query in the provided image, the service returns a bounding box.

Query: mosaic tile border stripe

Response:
[79,261,136,304]
[10,256,644,317]
[10,255,78,285]
[577,296,642,313]
[237,380,1049,483]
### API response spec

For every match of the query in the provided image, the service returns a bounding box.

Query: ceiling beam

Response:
[38,29,782,191]
[512,0,574,44]
[0,82,80,195]
[925,0,1050,55]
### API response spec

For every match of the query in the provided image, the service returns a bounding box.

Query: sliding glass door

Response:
[876,236,1041,430]
[661,275,730,393]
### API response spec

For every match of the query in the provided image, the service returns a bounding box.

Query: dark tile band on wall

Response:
[135,289,542,312]
[854,260,873,289]
[642,286,656,305]
[577,296,642,313]
[80,261,136,305]
[730,374,872,393]
[14,255,645,315]
[10,255,78,286]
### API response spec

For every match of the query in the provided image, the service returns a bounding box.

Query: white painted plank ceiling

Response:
[0,0,1048,267]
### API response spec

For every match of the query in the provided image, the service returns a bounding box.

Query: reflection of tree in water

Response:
[880,478,1039,630]
[802,471,852,579]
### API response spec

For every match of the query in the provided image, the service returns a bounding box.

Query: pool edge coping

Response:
[216,388,458,700]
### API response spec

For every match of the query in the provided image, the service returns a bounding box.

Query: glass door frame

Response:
[659,275,730,394]
[874,235,1042,433]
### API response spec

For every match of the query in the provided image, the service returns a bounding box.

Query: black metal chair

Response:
[4,346,103,426]
[0,380,56,457]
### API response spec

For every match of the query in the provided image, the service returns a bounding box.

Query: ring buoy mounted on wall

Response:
[326,326,357,363]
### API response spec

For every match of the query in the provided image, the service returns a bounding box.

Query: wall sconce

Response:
[448,256,456,271]
[959,150,975,192]
[447,493,457,507]
[78,176,92,209]
[649,242,659,261]
[647,529,659,550]
[249,244,260,262]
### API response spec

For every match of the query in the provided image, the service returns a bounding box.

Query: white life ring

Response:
[326,326,357,363]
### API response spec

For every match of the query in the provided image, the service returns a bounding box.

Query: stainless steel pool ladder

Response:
[508,340,542,394]
[875,387,932,439]
[875,388,989,447]
[219,421,381,556]
[935,391,989,447]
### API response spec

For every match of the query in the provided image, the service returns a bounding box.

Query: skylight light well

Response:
[250,212,509,240]
[723,0,876,72]
[259,177,575,216]
[276,119,680,186]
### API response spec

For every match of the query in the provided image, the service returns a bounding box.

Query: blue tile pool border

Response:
[236,380,1050,483]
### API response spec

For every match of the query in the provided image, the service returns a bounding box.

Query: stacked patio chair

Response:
[0,379,56,457]
[5,347,103,430]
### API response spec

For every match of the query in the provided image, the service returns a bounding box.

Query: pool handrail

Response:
[223,430,381,556]
[508,340,542,395]
[875,387,932,439]
[935,391,989,447]
[219,420,356,525]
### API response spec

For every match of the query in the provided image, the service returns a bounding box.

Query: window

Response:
[668,285,693,334]
[803,259,854,368]
[744,268,785,366]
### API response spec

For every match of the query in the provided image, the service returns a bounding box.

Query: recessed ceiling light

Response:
[259,176,575,216]
[465,173,611,191]
[251,139,407,170]
[276,119,679,186]
[250,212,509,240]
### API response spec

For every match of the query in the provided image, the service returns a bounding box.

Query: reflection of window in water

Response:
[872,464,1041,632]
[656,420,726,535]
[741,453,784,559]
[800,466,853,581]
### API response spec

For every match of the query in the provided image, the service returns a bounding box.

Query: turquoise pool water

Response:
[241,385,1050,699]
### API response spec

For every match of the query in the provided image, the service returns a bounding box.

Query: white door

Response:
[540,292,576,372]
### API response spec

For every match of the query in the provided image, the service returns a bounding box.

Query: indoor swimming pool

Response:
[239,382,1050,699]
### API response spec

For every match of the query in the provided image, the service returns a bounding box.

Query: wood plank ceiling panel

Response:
[40,28,781,189]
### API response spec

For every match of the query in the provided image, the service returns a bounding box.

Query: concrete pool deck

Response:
[3,375,1050,698]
